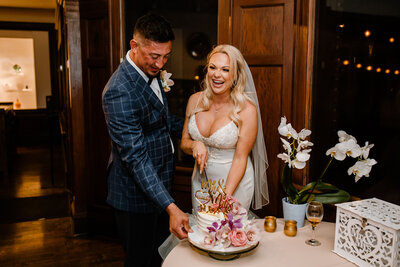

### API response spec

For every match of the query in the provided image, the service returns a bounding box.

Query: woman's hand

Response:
[192,140,208,174]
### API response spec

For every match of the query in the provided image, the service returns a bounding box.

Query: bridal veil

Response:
[244,61,270,210]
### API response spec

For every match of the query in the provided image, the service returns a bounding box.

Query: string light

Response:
[389,37,395,43]
[376,68,381,73]
[364,30,371,37]
[366,66,373,71]
[339,24,345,28]
[342,60,350,66]
[194,75,199,80]
[394,70,399,75]
[356,63,362,69]
[385,69,390,74]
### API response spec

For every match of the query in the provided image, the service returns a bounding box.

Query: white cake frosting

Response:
[197,211,225,234]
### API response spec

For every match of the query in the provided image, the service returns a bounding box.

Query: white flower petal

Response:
[293,160,306,169]
[298,129,311,139]
[280,138,292,153]
[296,151,310,162]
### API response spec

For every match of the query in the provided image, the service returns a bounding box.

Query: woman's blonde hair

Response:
[194,44,253,128]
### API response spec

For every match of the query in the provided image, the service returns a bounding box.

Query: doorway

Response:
[0,22,70,223]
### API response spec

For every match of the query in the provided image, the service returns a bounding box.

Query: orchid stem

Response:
[304,157,334,203]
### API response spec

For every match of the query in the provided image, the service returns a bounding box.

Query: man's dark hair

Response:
[134,13,175,43]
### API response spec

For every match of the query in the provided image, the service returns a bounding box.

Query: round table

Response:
[162,219,355,267]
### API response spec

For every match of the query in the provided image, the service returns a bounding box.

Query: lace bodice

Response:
[188,114,238,162]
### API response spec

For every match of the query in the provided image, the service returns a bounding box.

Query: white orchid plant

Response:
[160,70,174,92]
[278,116,377,204]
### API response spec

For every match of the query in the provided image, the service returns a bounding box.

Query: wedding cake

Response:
[195,194,259,248]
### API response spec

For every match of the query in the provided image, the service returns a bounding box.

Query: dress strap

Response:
[190,92,203,117]
[195,92,202,109]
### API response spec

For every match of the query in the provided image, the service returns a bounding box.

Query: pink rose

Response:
[230,228,248,247]
[246,223,260,245]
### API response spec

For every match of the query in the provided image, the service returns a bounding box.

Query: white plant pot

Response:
[282,197,307,228]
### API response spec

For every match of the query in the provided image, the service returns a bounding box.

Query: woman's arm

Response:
[224,101,258,196]
[180,92,208,172]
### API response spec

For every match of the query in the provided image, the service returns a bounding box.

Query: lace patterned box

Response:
[333,198,400,267]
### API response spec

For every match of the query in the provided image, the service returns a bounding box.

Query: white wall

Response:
[0,30,51,109]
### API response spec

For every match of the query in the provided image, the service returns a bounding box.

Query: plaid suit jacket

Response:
[102,59,183,213]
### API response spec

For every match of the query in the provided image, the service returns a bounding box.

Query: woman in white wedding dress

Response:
[159,45,269,260]
[181,44,269,213]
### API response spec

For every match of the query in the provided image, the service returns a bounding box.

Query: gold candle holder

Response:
[284,220,297,237]
[264,216,277,232]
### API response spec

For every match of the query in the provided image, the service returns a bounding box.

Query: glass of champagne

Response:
[305,201,324,246]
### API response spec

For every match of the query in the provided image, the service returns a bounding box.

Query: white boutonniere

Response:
[160,70,174,92]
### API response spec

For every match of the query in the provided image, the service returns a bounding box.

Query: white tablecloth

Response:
[162,219,356,267]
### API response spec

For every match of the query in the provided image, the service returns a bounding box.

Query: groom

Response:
[102,13,191,267]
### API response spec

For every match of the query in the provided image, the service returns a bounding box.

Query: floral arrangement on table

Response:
[160,70,174,92]
[277,116,377,204]
[200,195,260,248]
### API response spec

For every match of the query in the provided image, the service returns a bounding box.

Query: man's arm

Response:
[103,83,191,238]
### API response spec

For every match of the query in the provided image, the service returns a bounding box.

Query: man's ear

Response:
[130,39,138,53]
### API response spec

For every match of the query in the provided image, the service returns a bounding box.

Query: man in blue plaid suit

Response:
[102,13,191,267]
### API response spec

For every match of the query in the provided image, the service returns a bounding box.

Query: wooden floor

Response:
[0,145,125,266]
[0,217,124,266]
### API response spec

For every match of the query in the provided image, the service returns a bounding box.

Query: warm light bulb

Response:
[366,66,373,71]
[194,75,199,80]
[339,24,345,28]
[364,30,371,37]
[389,37,395,43]
[342,60,350,66]
[385,69,390,74]
[356,63,362,69]
[394,70,399,75]
[376,68,381,73]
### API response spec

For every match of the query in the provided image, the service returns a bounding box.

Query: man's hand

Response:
[166,203,192,239]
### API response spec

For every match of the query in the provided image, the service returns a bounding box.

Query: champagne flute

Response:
[305,201,324,246]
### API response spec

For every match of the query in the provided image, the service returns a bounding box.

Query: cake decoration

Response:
[195,190,260,248]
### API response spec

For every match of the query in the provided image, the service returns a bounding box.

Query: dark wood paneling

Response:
[63,0,122,235]
[64,0,87,225]
[239,5,284,57]
[251,66,283,217]
[80,0,113,233]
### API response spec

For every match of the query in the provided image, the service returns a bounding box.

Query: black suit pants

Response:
[114,209,169,267]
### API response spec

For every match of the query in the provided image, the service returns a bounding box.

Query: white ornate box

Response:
[333,198,400,267]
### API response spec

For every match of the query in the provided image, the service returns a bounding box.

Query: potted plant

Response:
[277,117,377,227]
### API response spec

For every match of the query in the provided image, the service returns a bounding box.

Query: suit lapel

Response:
[122,60,166,115]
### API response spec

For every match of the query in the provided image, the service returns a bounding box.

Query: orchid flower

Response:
[298,128,312,140]
[292,149,311,169]
[336,139,362,158]
[277,116,377,205]
[348,159,377,182]
[278,117,298,139]
[360,142,374,159]
[160,70,174,92]
[338,130,357,143]
[326,144,347,161]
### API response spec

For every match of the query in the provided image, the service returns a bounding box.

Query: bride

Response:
[181,44,269,213]
[159,44,269,259]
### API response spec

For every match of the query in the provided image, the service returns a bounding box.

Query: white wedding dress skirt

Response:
[191,150,254,213]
